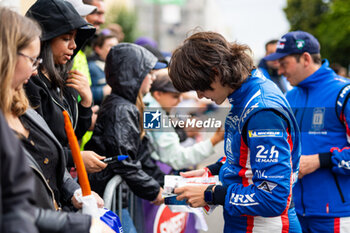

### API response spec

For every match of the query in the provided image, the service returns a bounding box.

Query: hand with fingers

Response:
[179,168,208,178]
[81,150,107,173]
[174,185,209,208]
[298,154,320,179]
[71,191,104,209]
[66,70,93,107]
[151,187,164,205]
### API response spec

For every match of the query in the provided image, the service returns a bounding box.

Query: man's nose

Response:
[278,66,284,76]
[196,91,204,99]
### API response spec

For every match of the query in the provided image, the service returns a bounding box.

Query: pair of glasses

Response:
[18,52,43,71]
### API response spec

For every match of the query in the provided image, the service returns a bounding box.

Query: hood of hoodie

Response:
[26,0,95,58]
[105,43,157,104]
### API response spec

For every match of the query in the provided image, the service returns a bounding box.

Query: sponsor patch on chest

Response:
[248,129,283,138]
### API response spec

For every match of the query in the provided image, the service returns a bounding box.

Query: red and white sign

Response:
[153,204,189,233]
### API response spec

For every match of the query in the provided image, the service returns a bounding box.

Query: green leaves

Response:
[284,0,350,68]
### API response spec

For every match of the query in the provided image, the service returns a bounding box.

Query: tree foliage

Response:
[316,0,350,67]
[105,5,139,43]
[284,0,350,67]
[284,0,329,33]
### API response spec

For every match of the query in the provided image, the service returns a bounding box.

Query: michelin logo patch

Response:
[144,110,161,129]
[248,130,283,138]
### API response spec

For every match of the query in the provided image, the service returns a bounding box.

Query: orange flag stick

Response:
[63,110,91,196]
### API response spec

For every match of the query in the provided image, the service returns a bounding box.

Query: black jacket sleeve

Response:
[34,208,91,233]
[139,135,165,186]
[75,101,92,139]
[86,104,160,201]
[61,169,80,204]
[0,112,38,233]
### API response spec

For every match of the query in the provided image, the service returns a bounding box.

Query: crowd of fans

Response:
[1,0,350,233]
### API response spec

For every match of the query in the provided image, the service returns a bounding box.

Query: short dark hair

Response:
[82,0,94,4]
[311,53,322,64]
[92,34,116,49]
[265,39,278,51]
[330,63,347,75]
[291,53,322,65]
[169,31,254,92]
[83,0,103,5]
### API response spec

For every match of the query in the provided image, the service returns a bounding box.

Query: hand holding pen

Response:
[102,155,129,164]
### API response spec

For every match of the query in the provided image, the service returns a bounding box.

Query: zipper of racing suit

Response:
[332,173,345,202]
[296,88,309,216]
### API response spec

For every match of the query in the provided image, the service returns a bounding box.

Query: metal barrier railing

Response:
[103,175,123,221]
[129,189,134,220]
[103,175,136,225]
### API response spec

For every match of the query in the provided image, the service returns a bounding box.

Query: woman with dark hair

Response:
[25,0,107,173]
[170,32,302,232]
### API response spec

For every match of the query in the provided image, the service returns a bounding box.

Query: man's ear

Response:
[152,91,162,101]
[302,52,313,67]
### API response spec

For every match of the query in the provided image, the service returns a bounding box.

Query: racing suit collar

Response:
[227,69,264,105]
[298,59,336,88]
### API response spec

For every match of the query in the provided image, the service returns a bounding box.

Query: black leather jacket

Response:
[87,95,163,201]
[86,44,164,204]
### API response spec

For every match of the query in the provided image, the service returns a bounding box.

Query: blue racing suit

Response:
[210,70,301,232]
[286,60,350,231]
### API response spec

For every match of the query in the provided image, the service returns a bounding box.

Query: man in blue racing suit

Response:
[265,31,350,233]
[169,31,302,233]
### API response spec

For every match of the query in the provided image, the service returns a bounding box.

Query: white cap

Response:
[64,0,97,17]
